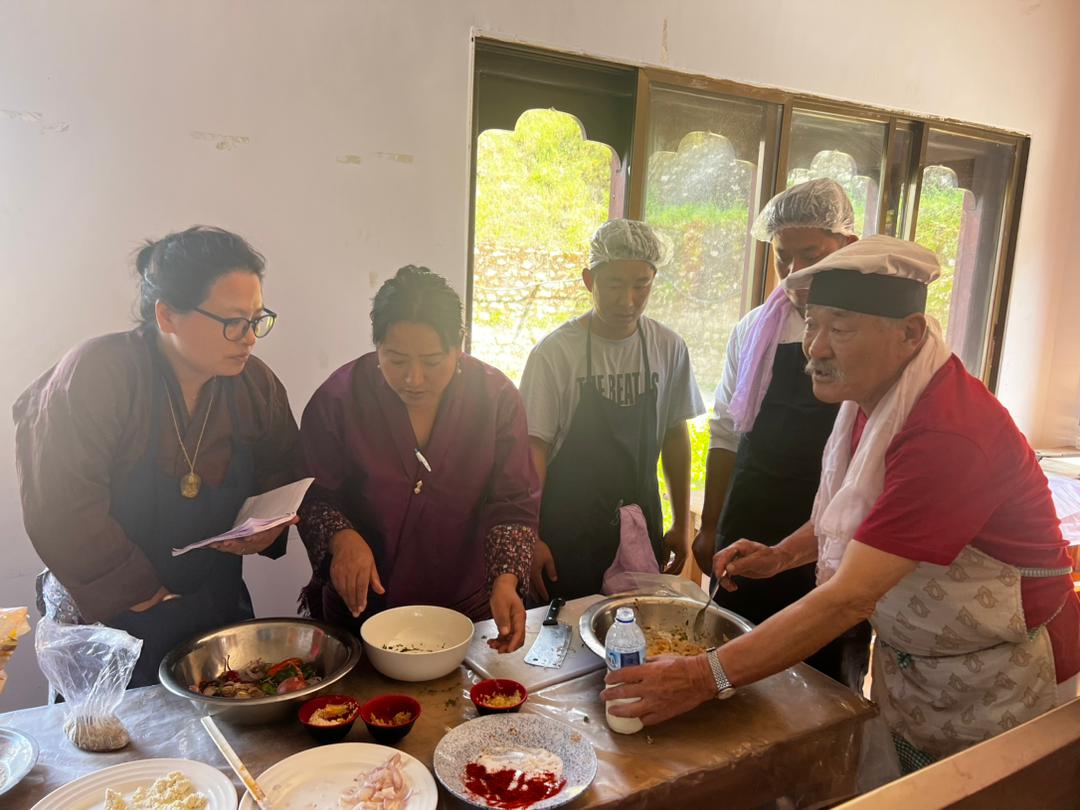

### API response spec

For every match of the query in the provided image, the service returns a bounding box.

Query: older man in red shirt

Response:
[602,235,1080,774]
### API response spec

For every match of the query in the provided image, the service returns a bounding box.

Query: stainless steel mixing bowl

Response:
[579,594,755,659]
[159,617,361,724]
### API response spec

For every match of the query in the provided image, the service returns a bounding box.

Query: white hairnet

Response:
[751,178,857,242]
[588,219,671,271]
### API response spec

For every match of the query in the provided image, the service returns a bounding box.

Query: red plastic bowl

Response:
[298,694,361,744]
[470,678,528,715]
[359,694,421,744]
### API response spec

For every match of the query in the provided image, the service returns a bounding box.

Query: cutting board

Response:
[464,594,606,693]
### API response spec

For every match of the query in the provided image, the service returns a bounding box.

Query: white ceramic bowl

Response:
[360,605,474,682]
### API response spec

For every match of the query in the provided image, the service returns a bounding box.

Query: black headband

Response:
[807,268,927,318]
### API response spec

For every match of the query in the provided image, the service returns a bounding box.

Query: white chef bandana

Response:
[784,235,940,318]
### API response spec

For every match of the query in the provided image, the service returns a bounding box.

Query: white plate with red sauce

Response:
[433,714,596,809]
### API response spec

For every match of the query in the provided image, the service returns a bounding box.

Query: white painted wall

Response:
[2,0,1079,711]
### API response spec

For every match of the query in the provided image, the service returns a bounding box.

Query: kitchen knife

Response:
[523,596,572,669]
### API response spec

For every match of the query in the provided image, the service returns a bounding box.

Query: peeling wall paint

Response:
[1,109,43,123]
[375,151,415,164]
[189,130,251,150]
[2,109,69,134]
[660,17,669,64]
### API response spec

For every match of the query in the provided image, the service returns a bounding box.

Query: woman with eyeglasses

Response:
[296,266,539,653]
[14,226,298,685]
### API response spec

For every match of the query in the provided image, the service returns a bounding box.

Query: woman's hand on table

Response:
[529,539,558,602]
[211,517,299,556]
[600,654,716,726]
[129,586,175,613]
[488,574,527,653]
[330,529,385,618]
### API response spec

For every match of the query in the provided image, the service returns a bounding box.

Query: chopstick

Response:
[200,715,273,810]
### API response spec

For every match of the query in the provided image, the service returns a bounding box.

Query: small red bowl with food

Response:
[298,694,361,744]
[470,678,527,715]
[359,694,421,744]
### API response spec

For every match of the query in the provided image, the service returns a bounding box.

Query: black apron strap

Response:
[711,342,869,685]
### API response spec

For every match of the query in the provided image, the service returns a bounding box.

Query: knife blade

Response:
[523,597,572,669]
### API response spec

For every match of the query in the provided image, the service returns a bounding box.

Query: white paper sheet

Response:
[171,477,314,555]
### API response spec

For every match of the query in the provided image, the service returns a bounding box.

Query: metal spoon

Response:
[692,577,721,639]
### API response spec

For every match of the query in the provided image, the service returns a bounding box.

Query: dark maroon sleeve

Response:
[478,380,540,591]
[479,381,541,535]
[854,429,993,565]
[296,380,356,579]
[13,339,161,621]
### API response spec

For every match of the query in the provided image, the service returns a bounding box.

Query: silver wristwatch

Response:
[707,648,736,700]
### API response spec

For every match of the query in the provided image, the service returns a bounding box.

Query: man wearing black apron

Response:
[692,179,870,687]
[521,220,705,602]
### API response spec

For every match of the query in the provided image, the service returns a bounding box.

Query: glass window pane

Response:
[643,86,778,401]
[915,129,1015,374]
[881,126,913,237]
[642,86,778,528]
[786,110,888,236]
[470,109,619,383]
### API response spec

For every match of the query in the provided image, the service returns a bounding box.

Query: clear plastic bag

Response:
[34,617,142,751]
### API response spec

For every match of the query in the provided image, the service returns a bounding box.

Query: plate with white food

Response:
[433,714,596,809]
[0,727,39,797]
[238,742,437,810]
[30,758,236,810]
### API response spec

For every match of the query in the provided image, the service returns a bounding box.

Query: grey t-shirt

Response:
[520,314,706,460]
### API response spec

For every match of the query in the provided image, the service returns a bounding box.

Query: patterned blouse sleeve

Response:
[485,523,536,597]
[298,498,355,581]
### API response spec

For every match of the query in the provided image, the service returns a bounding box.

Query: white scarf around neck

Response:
[813,317,951,585]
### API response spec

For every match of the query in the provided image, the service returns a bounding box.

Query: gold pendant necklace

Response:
[164,380,216,499]
[180,472,202,499]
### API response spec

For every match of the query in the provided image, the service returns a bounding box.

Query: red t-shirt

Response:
[852,356,1080,683]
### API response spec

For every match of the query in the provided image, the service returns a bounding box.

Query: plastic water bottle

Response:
[604,606,647,734]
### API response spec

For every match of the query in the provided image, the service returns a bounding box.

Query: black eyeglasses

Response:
[194,307,277,341]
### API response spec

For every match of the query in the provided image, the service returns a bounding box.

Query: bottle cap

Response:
[615,607,635,623]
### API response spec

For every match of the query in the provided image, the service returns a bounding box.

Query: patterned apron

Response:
[870,544,1072,773]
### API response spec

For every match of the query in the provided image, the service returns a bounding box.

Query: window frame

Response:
[467,36,1029,390]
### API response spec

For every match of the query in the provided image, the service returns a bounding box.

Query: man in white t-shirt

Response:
[520,219,705,601]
